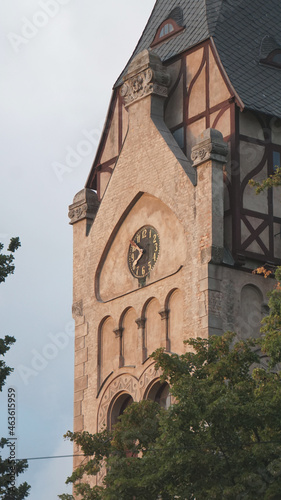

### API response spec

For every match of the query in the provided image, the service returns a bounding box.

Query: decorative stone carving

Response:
[191,129,228,167]
[97,374,139,431]
[72,300,83,317]
[121,50,171,107]
[158,308,169,321]
[139,362,161,400]
[68,188,100,226]
[113,327,123,338]
[135,317,146,329]
[97,363,164,430]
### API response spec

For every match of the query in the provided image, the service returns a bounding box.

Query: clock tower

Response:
[69,0,281,479]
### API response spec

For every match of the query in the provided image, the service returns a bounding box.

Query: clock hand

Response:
[132,248,143,269]
[130,240,143,268]
[130,240,141,251]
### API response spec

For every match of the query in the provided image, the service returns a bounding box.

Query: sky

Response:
[0,1,154,498]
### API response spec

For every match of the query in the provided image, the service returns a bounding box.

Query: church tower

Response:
[69,0,281,477]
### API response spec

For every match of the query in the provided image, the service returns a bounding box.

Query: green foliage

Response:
[0,237,21,284]
[0,438,30,500]
[0,238,21,391]
[151,334,281,499]
[0,336,15,392]
[61,333,281,499]
[260,272,281,366]
[0,238,30,499]
[249,166,281,194]
[59,401,161,500]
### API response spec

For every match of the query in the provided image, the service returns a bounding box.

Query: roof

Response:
[115,0,281,118]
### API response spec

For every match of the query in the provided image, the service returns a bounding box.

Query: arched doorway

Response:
[146,381,171,409]
[107,391,133,429]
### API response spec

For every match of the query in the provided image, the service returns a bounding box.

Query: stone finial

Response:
[191,129,228,167]
[120,49,171,107]
[68,188,99,226]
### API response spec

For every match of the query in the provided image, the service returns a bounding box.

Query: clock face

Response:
[128,226,160,279]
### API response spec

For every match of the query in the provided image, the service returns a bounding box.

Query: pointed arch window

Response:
[151,18,184,48]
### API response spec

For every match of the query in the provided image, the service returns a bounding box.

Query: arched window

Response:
[155,382,171,409]
[160,22,174,38]
[151,17,184,48]
[240,284,263,339]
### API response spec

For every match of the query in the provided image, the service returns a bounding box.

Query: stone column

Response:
[114,327,124,368]
[191,128,228,264]
[68,188,99,450]
[135,318,147,363]
[159,308,170,351]
[192,129,228,336]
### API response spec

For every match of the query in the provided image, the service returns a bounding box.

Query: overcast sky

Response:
[0,1,154,498]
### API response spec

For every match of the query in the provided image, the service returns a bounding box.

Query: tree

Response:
[0,238,30,499]
[60,331,281,500]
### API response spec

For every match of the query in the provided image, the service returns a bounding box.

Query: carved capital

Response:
[68,188,100,225]
[191,129,228,167]
[121,50,170,107]
[135,317,146,330]
[113,327,124,339]
[158,308,169,321]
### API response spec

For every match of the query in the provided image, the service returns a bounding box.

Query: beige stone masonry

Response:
[74,391,84,403]
[69,49,255,455]
[192,128,228,336]
[74,416,83,433]
[75,347,88,366]
[75,323,88,339]
[74,375,88,393]
[74,364,84,379]
[75,337,85,351]
[74,401,82,418]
